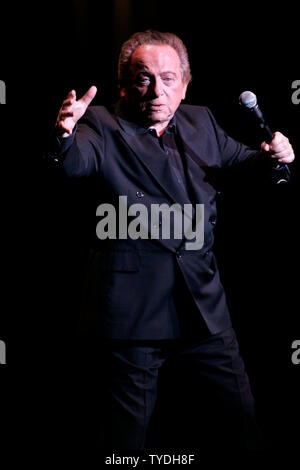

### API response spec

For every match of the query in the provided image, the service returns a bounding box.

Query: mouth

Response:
[147,104,165,110]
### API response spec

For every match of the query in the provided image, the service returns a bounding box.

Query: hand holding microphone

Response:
[260,130,294,164]
[239,91,295,169]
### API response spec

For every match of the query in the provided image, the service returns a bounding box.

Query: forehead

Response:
[130,44,181,72]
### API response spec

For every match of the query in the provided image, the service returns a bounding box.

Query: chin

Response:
[148,111,169,122]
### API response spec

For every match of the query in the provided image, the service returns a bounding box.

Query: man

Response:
[49,30,294,450]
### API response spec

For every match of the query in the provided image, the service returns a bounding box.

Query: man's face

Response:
[123,44,188,129]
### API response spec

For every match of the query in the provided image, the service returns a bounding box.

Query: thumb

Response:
[80,85,98,107]
[261,141,270,152]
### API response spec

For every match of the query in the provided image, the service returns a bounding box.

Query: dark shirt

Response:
[148,123,190,194]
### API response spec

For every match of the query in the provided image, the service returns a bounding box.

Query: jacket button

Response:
[209,217,217,226]
[136,191,144,198]
[176,250,182,259]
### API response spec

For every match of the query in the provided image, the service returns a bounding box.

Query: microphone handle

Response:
[261,123,274,144]
[250,104,290,183]
[250,104,274,143]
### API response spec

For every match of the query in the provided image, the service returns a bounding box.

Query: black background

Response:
[1,0,299,462]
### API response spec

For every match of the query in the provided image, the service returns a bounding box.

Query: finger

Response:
[277,157,294,163]
[270,150,291,159]
[269,132,290,152]
[66,89,76,101]
[272,142,289,151]
[79,85,97,106]
[61,92,76,111]
[269,139,289,152]
[270,139,292,154]
[61,90,76,109]
[272,131,284,143]
[59,110,74,119]
[262,138,290,155]
[274,151,295,162]
[273,151,290,159]
[62,99,75,108]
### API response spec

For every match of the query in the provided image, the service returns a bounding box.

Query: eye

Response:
[136,75,150,86]
[162,76,175,85]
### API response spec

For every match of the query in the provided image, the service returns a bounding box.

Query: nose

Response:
[153,78,163,97]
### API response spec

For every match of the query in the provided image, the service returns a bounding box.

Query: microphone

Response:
[239,91,274,142]
[239,90,290,184]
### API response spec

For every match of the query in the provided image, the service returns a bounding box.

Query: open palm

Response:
[55,86,97,137]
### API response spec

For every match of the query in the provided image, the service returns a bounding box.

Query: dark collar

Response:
[115,99,177,136]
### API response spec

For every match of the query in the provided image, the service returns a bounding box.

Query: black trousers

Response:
[88,327,263,451]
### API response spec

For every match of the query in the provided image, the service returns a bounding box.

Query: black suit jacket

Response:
[49,103,267,339]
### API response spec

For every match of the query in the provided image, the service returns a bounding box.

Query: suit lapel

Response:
[117,128,192,208]
[114,109,214,252]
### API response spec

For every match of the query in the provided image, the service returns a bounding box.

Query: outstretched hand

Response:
[55,86,97,137]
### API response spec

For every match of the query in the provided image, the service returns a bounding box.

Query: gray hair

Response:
[118,29,192,88]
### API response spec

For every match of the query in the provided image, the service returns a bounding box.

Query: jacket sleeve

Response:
[204,107,264,168]
[204,107,291,184]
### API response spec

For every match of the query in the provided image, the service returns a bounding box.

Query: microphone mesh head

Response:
[239,91,257,109]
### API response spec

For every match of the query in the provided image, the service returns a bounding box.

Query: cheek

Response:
[126,86,144,98]
[133,87,149,100]
[169,89,185,106]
